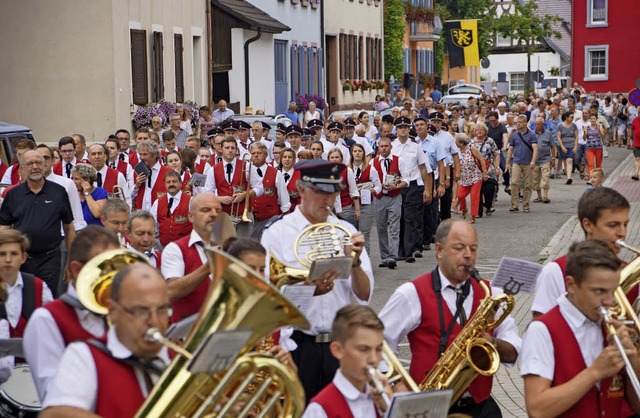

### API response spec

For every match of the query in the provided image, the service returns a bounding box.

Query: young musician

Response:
[521,240,640,417]
[303,304,392,418]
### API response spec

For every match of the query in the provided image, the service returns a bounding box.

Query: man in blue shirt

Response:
[506,115,538,213]
[212,99,235,121]
[429,86,442,103]
[283,102,299,126]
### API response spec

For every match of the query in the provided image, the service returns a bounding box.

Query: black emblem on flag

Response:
[451,29,473,47]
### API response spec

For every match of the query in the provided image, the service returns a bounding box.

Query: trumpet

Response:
[599,306,640,399]
[366,366,392,409]
[230,154,253,224]
[616,240,640,256]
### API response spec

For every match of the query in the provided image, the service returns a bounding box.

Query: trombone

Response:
[230,153,253,224]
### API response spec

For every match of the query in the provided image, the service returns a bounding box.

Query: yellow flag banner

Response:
[444,20,480,68]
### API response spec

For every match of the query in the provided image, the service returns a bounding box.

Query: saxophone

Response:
[419,267,515,406]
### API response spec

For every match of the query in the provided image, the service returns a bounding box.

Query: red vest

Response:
[285,170,301,211]
[213,159,248,215]
[8,276,44,338]
[44,298,97,345]
[128,150,139,168]
[180,171,191,191]
[101,167,120,197]
[87,338,145,418]
[372,156,402,198]
[339,170,354,209]
[134,165,172,210]
[354,165,372,205]
[407,271,493,403]
[171,235,209,322]
[195,159,208,174]
[157,194,193,247]
[0,163,7,182]
[311,382,381,418]
[537,307,624,418]
[115,160,129,179]
[54,161,88,178]
[251,165,281,221]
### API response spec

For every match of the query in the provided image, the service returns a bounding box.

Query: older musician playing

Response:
[378,219,521,418]
[261,159,374,402]
[40,263,171,418]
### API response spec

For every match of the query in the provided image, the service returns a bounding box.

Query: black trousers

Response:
[449,396,502,418]
[22,247,62,297]
[422,194,440,246]
[477,179,498,217]
[399,182,424,257]
[440,179,453,220]
[290,331,339,403]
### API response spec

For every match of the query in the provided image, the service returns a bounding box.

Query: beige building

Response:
[324,0,385,113]
[0,0,208,143]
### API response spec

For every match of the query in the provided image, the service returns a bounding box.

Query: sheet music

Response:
[491,257,542,294]
[282,285,316,312]
[360,189,372,205]
[187,329,252,374]
[189,173,207,188]
[384,389,453,418]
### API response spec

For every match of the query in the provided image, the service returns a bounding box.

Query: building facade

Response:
[402,0,440,96]
[572,0,637,92]
[324,0,385,112]
[0,0,208,141]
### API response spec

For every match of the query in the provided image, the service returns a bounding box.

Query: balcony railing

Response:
[409,15,443,42]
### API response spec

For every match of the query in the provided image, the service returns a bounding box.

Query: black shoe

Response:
[509,207,519,212]
[566,178,573,185]
[397,256,405,261]
[505,188,511,195]
[387,259,397,269]
[422,243,431,250]
[632,176,639,181]
[378,261,388,268]
[405,256,416,263]
[413,251,423,259]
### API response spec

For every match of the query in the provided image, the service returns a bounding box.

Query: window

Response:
[358,36,364,79]
[174,34,184,103]
[152,31,164,101]
[130,29,148,105]
[587,0,607,26]
[585,45,609,80]
[495,33,511,47]
[509,72,525,92]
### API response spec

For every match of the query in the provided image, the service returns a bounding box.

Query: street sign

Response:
[629,88,640,106]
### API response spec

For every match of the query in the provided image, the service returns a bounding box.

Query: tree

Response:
[495,0,562,92]
[384,0,405,82]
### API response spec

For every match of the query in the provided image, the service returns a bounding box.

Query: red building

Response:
[572,0,640,92]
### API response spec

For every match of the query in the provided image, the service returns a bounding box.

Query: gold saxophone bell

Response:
[607,253,640,343]
[75,249,151,315]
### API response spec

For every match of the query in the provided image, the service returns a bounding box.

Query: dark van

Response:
[0,122,36,166]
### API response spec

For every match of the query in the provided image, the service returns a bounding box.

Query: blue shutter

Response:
[298,46,305,95]
[317,47,323,97]
[308,47,314,95]
[290,45,297,98]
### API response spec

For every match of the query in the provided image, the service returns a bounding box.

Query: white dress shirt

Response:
[261,207,374,342]
[252,164,291,214]
[203,159,264,198]
[352,164,382,202]
[46,172,88,232]
[161,229,208,280]
[376,155,405,195]
[520,295,603,383]
[302,369,378,418]
[352,135,375,157]
[530,260,565,315]
[23,284,107,401]
[6,273,54,328]
[95,165,132,208]
[434,130,460,166]
[131,160,163,211]
[379,267,521,359]
[334,168,360,214]
[42,326,170,411]
[194,156,212,176]
[150,190,183,223]
[390,138,432,185]
[1,165,17,185]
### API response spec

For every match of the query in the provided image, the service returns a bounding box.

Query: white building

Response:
[0,0,208,141]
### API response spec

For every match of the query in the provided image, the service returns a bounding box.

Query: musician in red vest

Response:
[184,136,212,175]
[132,140,172,211]
[88,143,132,207]
[372,137,406,270]
[531,187,631,318]
[248,142,290,240]
[304,304,392,418]
[72,134,89,163]
[151,170,193,247]
[23,226,120,401]
[379,219,520,418]
[161,192,221,322]
[115,128,135,166]
[160,131,181,162]
[204,137,263,237]
[1,138,35,185]
[53,136,83,179]
[104,136,132,182]
[40,262,171,418]
[126,211,162,269]
[522,240,640,418]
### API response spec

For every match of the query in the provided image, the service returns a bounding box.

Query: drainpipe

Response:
[206,0,213,108]
[244,28,262,108]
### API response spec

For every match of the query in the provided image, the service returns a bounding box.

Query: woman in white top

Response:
[357,111,378,139]
[328,148,360,228]
[303,101,322,126]
[349,144,381,255]
[176,105,193,135]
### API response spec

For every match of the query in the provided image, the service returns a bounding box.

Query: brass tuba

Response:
[134,245,310,418]
[75,249,150,314]
[418,267,515,406]
[608,244,640,340]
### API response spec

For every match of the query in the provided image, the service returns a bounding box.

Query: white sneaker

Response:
[603,146,609,158]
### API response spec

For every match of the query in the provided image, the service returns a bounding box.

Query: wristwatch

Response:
[84,191,90,196]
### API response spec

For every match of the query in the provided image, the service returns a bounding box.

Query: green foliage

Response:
[435,35,445,77]
[438,0,495,59]
[384,0,405,82]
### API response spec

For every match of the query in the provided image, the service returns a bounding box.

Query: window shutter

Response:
[174,34,184,103]
[298,46,305,95]
[291,44,297,98]
[358,36,364,79]
[130,29,148,105]
[317,47,323,97]
[152,31,164,101]
[307,47,314,95]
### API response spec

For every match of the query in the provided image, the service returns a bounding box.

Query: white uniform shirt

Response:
[95,165,132,208]
[203,159,264,198]
[321,141,351,165]
[390,138,432,186]
[42,326,170,411]
[194,156,212,176]
[23,284,107,401]
[252,164,291,214]
[530,260,565,315]
[6,273,54,328]
[150,190,183,223]
[302,369,377,418]
[46,172,88,232]
[261,207,374,341]
[379,267,521,359]
[352,135,375,157]
[161,229,208,280]
[520,295,603,383]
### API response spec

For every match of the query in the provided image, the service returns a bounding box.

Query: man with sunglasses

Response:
[40,262,171,417]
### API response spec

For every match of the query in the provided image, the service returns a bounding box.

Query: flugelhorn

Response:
[366,366,392,409]
[616,239,640,256]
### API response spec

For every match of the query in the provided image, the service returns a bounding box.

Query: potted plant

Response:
[342,80,354,92]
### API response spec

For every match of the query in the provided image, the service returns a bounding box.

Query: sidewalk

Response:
[492,153,640,417]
